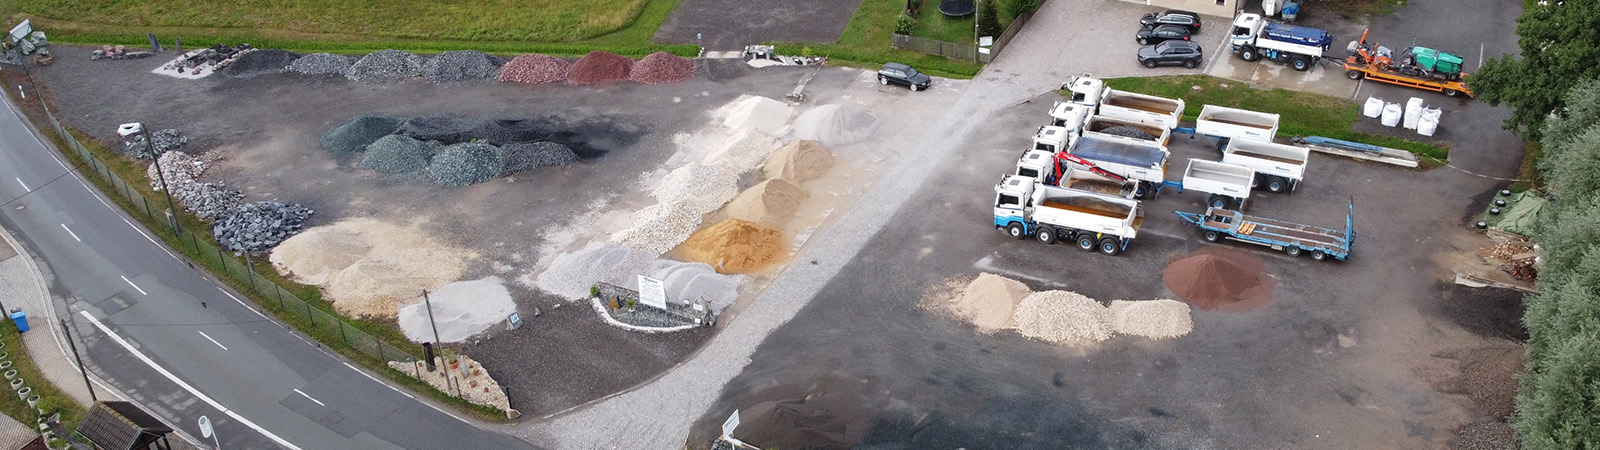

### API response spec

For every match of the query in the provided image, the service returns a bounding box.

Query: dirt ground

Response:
[653,0,864,50]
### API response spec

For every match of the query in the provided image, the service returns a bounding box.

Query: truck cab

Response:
[1049,102,1092,131]
[1032,125,1073,153]
[1229,13,1265,51]
[1060,76,1106,107]
[1016,149,1055,181]
[993,174,1036,236]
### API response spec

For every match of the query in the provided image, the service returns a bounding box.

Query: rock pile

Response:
[286,53,356,75]
[148,150,207,188]
[952,274,1032,333]
[222,49,300,78]
[725,179,808,228]
[177,183,246,221]
[420,50,502,83]
[1162,247,1274,311]
[212,200,314,253]
[762,140,834,182]
[652,163,738,215]
[124,129,190,158]
[496,54,570,84]
[345,49,424,83]
[792,104,882,148]
[565,51,632,85]
[1098,126,1156,141]
[500,142,576,174]
[359,135,432,173]
[322,114,406,157]
[398,113,479,143]
[471,118,545,145]
[1012,290,1114,344]
[629,52,695,84]
[1107,300,1193,338]
[426,142,503,187]
[611,202,702,256]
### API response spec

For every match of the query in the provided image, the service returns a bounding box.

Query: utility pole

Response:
[141,123,180,234]
[422,290,456,396]
[60,319,96,402]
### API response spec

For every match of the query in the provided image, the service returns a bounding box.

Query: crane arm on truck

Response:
[1055,152,1130,184]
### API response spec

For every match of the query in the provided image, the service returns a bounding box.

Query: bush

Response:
[1005,0,1044,18]
[978,0,1003,37]
[895,14,917,35]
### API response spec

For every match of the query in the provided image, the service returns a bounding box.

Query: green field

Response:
[775,0,984,78]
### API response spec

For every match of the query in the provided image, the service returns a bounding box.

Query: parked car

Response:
[1137,40,1204,69]
[1136,24,1192,45]
[1139,9,1202,33]
[877,62,932,91]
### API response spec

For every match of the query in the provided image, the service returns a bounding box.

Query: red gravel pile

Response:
[629,52,696,85]
[1161,246,1274,311]
[496,54,570,84]
[565,51,633,85]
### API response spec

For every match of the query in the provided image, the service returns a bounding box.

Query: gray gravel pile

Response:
[222,49,300,78]
[427,142,503,187]
[174,182,245,221]
[321,114,405,156]
[420,50,502,83]
[471,118,546,144]
[607,304,698,328]
[500,142,576,174]
[398,113,481,143]
[359,134,433,173]
[213,200,314,253]
[286,53,356,75]
[124,129,189,158]
[1098,126,1156,141]
[345,49,424,83]
[147,150,206,188]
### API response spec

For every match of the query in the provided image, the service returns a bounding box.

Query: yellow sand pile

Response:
[952,274,1032,333]
[762,140,834,182]
[270,218,474,318]
[678,219,786,273]
[725,179,809,228]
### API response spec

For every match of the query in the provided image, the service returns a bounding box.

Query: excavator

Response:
[1341,28,1473,98]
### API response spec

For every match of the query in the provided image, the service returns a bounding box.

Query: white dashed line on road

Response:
[293,389,325,407]
[120,275,148,296]
[197,331,229,350]
[15,177,28,191]
[60,223,80,242]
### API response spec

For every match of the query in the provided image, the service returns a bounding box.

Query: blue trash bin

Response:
[9,310,27,333]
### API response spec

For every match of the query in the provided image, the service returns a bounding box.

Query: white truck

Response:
[993,174,1144,255]
[1048,101,1092,132]
[1228,13,1334,71]
[1194,105,1280,145]
[1084,115,1171,147]
[1174,159,1256,210]
[1014,150,1137,198]
[1223,138,1309,193]
[1058,76,1186,130]
[1062,133,1170,199]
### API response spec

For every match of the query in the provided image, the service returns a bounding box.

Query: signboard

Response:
[8,20,30,44]
[506,312,522,330]
[979,36,994,47]
[636,275,668,310]
[198,415,214,438]
[721,410,740,438]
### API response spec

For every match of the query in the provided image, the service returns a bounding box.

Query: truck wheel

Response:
[1134,183,1149,199]
[1036,227,1056,244]
[1285,246,1301,257]
[1443,88,1460,97]
[1266,176,1287,193]
[1250,174,1262,189]
[1241,48,1259,62]
[1099,238,1122,256]
[1292,57,1310,71]
[1006,223,1026,239]
[1203,230,1220,243]
[1346,69,1364,80]
[1077,234,1097,251]
[1207,194,1230,210]
[1312,250,1328,261]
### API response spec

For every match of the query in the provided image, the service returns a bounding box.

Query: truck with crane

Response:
[1222,139,1309,193]
[1341,29,1472,97]
[1033,131,1169,198]
[1174,202,1355,261]
[1227,13,1334,71]
[993,174,1144,255]
[1058,76,1186,129]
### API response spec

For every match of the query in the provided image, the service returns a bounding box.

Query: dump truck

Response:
[1163,159,1256,210]
[1342,29,1472,97]
[1014,150,1137,198]
[1059,76,1186,129]
[1061,133,1170,198]
[1048,101,1093,131]
[994,174,1144,255]
[1227,13,1334,71]
[1194,105,1280,146]
[1084,115,1171,147]
[1174,201,1354,261]
[1222,139,1309,193]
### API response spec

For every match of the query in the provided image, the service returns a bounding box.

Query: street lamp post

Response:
[141,123,179,233]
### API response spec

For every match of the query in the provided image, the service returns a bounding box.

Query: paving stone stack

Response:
[212,200,314,253]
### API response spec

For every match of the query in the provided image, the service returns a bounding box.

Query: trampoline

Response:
[939,0,976,16]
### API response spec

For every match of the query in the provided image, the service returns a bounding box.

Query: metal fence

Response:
[40,113,418,366]
[890,10,1035,63]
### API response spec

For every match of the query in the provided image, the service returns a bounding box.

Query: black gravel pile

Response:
[286,53,356,75]
[500,142,576,175]
[398,113,481,143]
[174,182,245,221]
[1098,126,1157,141]
[124,129,189,158]
[359,135,432,173]
[471,118,546,145]
[321,114,405,156]
[426,142,503,187]
[420,50,503,83]
[213,200,314,253]
[222,49,300,78]
[345,49,424,83]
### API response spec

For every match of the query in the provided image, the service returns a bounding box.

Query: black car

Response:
[1136,24,1192,45]
[877,62,931,91]
[1137,40,1203,69]
[1139,9,1202,33]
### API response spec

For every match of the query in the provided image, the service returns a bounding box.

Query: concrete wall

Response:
[1132,0,1237,18]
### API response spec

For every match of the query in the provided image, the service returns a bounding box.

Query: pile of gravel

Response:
[500,142,576,174]
[611,202,702,256]
[359,135,433,173]
[1012,290,1114,344]
[629,52,695,85]
[213,200,314,253]
[398,113,481,143]
[345,49,424,83]
[566,51,632,85]
[426,142,503,186]
[124,129,190,158]
[496,54,570,84]
[321,114,405,156]
[471,118,545,145]
[147,150,206,188]
[286,53,356,75]
[652,163,738,215]
[222,49,300,78]
[420,50,502,83]
[175,183,246,221]
[1098,126,1156,141]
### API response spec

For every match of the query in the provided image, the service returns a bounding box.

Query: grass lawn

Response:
[775,0,983,78]
[0,324,86,434]
[1102,75,1449,161]
[906,0,1016,45]
[0,0,697,57]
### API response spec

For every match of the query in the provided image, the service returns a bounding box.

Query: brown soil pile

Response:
[628,51,696,85]
[1108,299,1193,338]
[677,219,786,273]
[953,273,1032,333]
[565,51,632,85]
[270,218,474,318]
[762,140,835,182]
[1162,246,1274,311]
[496,54,570,84]
[1012,290,1113,343]
[725,179,809,228]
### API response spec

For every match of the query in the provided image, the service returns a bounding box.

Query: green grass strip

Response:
[0,324,86,436]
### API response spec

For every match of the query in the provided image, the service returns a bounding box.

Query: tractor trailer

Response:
[1222,139,1309,193]
[1228,13,1334,71]
[994,174,1144,255]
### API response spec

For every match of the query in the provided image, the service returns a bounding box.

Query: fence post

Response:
[275,286,285,309]
[338,322,348,346]
[376,336,386,362]
[244,254,258,292]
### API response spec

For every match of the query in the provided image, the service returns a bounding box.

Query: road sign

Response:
[721,410,740,438]
[8,20,30,44]
[637,275,668,310]
[198,415,213,438]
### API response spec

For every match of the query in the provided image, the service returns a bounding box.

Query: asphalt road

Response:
[0,90,533,449]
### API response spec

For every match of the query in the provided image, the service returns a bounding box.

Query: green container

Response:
[1413,46,1463,75]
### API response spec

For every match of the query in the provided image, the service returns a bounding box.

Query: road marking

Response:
[120,217,180,260]
[1479,42,1485,69]
[14,177,28,191]
[292,389,325,407]
[218,287,269,320]
[196,331,229,350]
[120,275,149,296]
[343,362,414,398]
[973,255,1065,287]
[60,223,81,242]
[79,311,306,450]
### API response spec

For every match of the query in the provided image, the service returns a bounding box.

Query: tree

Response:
[977,0,1003,38]
[1470,1,1600,139]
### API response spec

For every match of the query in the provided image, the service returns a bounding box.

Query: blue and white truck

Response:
[994,174,1144,255]
[1228,13,1334,71]
[1174,202,1355,261]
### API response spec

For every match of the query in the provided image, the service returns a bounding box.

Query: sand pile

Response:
[270,218,474,317]
[1011,291,1113,344]
[722,95,794,135]
[726,179,809,228]
[1108,300,1193,338]
[497,54,570,84]
[397,277,516,343]
[952,274,1032,333]
[677,219,786,274]
[565,51,632,85]
[791,104,881,148]
[762,140,835,182]
[1162,247,1274,311]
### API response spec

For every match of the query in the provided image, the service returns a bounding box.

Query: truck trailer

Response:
[1062,133,1170,198]
[1228,13,1333,71]
[1194,105,1280,145]
[1059,76,1186,129]
[994,174,1144,255]
[1222,138,1309,193]
[1174,202,1354,261]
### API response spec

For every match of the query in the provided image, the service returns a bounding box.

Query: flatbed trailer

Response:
[1174,202,1354,261]
[1342,61,1472,97]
